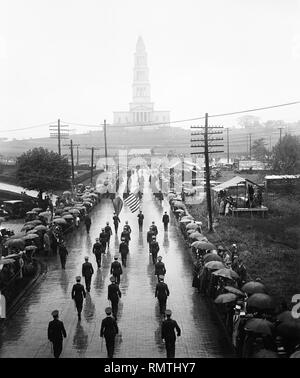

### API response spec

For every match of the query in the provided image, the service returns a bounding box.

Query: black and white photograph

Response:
[0,0,300,364]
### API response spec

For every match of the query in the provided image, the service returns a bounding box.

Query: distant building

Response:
[113,36,170,129]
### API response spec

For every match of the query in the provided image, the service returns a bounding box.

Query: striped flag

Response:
[124,193,140,213]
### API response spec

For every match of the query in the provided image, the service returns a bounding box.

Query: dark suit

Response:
[150,241,160,264]
[71,283,86,317]
[48,318,67,358]
[155,261,166,281]
[108,283,121,320]
[93,241,105,268]
[147,230,154,252]
[110,261,123,284]
[155,281,170,314]
[104,226,112,246]
[137,213,144,230]
[161,318,181,358]
[150,224,158,236]
[121,230,130,244]
[100,316,119,358]
[82,262,94,292]
[162,214,170,231]
[113,216,120,233]
[119,241,129,267]
[58,245,68,269]
[84,216,91,233]
[99,231,107,250]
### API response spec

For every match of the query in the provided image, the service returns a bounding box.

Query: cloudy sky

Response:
[0,0,300,139]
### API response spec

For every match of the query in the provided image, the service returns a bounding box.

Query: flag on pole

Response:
[124,193,140,213]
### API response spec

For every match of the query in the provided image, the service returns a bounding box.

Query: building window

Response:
[137,112,139,122]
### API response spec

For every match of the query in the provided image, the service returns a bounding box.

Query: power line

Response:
[1,100,299,135]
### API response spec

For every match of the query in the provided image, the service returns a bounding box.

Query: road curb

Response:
[5,259,48,319]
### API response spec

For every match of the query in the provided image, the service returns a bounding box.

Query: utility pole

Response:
[226,128,230,163]
[76,145,80,167]
[278,127,283,143]
[249,133,252,160]
[191,114,224,232]
[49,119,69,156]
[64,140,80,191]
[103,119,108,171]
[86,147,100,185]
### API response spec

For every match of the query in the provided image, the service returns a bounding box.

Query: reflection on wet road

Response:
[0,182,233,358]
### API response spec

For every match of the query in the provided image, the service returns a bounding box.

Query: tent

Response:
[213,176,263,192]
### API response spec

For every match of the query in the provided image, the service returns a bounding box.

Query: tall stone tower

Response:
[113,36,170,127]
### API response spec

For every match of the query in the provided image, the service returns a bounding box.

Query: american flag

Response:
[124,193,140,213]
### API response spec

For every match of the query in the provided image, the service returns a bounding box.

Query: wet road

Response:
[0,180,233,358]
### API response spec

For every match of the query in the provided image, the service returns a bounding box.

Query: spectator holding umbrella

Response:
[84,214,92,233]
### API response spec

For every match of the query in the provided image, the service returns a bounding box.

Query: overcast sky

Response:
[0,0,300,139]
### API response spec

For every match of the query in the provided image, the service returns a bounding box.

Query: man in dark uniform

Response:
[82,256,94,292]
[92,238,105,268]
[110,255,123,284]
[150,236,160,264]
[123,220,132,235]
[71,276,86,320]
[147,226,154,254]
[121,227,131,245]
[161,309,181,358]
[113,213,121,233]
[47,310,67,359]
[108,276,122,320]
[84,214,92,233]
[100,307,119,358]
[137,210,144,231]
[99,228,107,252]
[119,237,129,267]
[58,241,68,269]
[150,221,158,236]
[154,256,166,281]
[155,276,170,316]
[104,222,113,248]
[162,212,170,231]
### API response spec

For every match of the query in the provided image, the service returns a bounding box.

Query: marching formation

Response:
[47,211,181,359]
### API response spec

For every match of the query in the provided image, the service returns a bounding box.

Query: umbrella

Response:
[247,293,275,310]
[175,209,185,213]
[191,240,209,249]
[83,201,93,206]
[63,214,74,220]
[63,191,71,196]
[290,351,300,358]
[189,232,203,239]
[205,261,225,270]
[244,318,274,335]
[253,349,279,358]
[277,311,300,326]
[26,210,38,215]
[32,208,43,213]
[10,232,27,239]
[242,281,266,295]
[88,193,98,199]
[213,268,239,280]
[224,286,245,296]
[69,209,80,215]
[53,215,61,219]
[55,209,64,215]
[276,322,300,340]
[181,215,194,220]
[193,241,216,250]
[186,223,199,230]
[63,206,73,211]
[203,253,223,263]
[173,202,185,209]
[21,224,35,232]
[39,211,51,218]
[53,218,67,225]
[179,219,192,224]
[25,245,37,251]
[34,225,48,232]
[0,258,15,265]
[23,233,40,240]
[5,238,25,249]
[214,293,237,304]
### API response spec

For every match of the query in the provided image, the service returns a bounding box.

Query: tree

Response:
[238,115,261,129]
[16,147,71,197]
[251,138,268,161]
[271,134,300,174]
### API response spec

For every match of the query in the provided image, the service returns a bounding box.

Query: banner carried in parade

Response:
[124,193,140,213]
[113,196,123,216]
